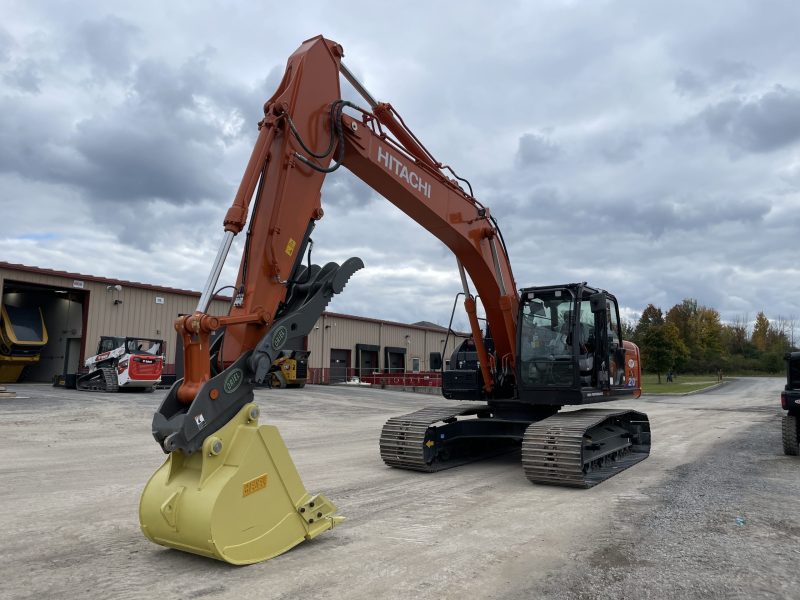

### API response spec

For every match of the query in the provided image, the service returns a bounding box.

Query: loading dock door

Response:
[330,349,349,383]
[356,343,378,378]
[384,346,406,373]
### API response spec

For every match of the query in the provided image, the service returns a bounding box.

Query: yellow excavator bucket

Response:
[139,403,343,565]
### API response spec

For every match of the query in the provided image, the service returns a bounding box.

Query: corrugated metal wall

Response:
[0,267,229,366]
[1,265,469,376]
[307,313,468,371]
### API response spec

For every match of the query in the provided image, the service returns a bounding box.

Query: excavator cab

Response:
[517,283,638,405]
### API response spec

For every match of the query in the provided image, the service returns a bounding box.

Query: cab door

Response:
[589,293,626,389]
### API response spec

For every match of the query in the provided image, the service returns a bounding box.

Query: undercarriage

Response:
[380,403,651,487]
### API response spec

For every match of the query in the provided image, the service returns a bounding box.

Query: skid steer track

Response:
[76,366,119,392]
[379,404,517,472]
[521,408,651,488]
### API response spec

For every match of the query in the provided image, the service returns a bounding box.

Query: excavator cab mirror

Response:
[589,292,607,313]
[430,352,443,371]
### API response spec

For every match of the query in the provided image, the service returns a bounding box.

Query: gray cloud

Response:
[674,60,754,97]
[321,169,375,212]
[674,70,707,97]
[0,27,14,63]
[70,113,228,203]
[132,55,211,113]
[0,27,44,93]
[517,132,559,165]
[700,85,800,153]
[3,59,41,93]
[0,42,267,229]
[631,196,770,238]
[598,131,644,163]
[74,15,140,80]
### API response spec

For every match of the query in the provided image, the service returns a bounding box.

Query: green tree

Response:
[664,322,690,373]
[666,299,698,353]
[696,306,724,366]
[621,319,636,342]
[752,312,770,352]
[640,324,673,384]
[634,304,664,345]
[766,316,791,352]
[721,314,749,356]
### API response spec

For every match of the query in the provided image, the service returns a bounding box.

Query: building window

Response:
[411,357,420,372]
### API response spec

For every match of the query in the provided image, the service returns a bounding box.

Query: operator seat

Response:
[576,321,594,386]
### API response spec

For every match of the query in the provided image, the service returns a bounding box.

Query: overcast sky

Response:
[1,0,799,331]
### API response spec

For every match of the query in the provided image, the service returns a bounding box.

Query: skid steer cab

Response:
[77,336,165,392]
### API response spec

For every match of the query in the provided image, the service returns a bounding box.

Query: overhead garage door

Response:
[330,348,349,383]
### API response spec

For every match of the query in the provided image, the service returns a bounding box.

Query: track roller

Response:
[379,404,525,472]
[522,409,651,488]
[76,366,119,392]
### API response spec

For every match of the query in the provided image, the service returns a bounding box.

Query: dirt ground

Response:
[0,378,797,599]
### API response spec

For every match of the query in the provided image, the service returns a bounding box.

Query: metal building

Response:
[306,312,467,384]
[0,262,229,382]
[1,262,468,385]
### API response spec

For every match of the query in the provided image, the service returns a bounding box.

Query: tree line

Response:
[624,299,795,382]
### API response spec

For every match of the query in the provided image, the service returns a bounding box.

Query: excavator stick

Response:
[140,402,343,565]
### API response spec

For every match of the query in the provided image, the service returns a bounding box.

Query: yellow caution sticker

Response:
[425,440,435,448]
[285,238,297,257]
[242,473,268,497]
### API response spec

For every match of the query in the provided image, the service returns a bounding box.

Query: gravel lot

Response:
[0,377,797,599]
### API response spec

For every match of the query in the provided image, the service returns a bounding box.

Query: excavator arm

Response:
[214,35,520,397]
[156,35,519,455]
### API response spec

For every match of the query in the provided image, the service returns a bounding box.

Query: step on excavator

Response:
[139,35,651,565]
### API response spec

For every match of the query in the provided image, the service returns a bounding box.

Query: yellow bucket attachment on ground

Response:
[0,355,38,384]
[139,402,343,565]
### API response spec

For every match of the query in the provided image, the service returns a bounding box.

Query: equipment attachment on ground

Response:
[140,402,343,564]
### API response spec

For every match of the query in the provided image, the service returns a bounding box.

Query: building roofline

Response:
[0,262,469,336]
[322,310,469,336]
[0,261,232,301]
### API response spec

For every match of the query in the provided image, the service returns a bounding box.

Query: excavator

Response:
[139,36,650,565]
